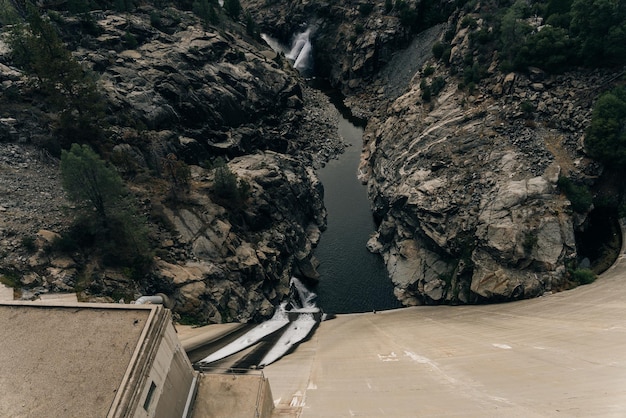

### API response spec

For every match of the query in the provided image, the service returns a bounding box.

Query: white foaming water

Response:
[287,30,312,73]
[290,277,318,309]
[262,29,313,75]
[258,313,317,367]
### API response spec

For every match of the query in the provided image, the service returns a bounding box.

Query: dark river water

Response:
[313,111,402,314]
[259,32,401,313]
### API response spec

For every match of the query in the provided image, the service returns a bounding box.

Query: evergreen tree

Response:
[61,143,124,221]
[571,0,626,66]
[61,144,152,271]
[585,87,626,169]
[8,4,106,150]
[223,0,241,20]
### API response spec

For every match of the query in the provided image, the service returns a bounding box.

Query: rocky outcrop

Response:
[150,151,325,323]
[358,13,612,305]
[0,8,342,322]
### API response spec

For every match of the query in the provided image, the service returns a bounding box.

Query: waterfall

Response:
[290,277,318,309]
[262,29,314,75]
[287,30,313,74]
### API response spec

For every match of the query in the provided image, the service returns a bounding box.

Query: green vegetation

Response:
[520,100,535,117]
[7,3,106,153]
[0,269,21,289]
[557,176,593,213]
[359,3,374,16]
[394,0,455,34]
[193,0,220,26]
[61,144,153,277]
[444,0,625,75]
[584,86,626,170]
[422,65,435,77]
[20,236,37,253]
[522,231,537,254]
[61,144,125,221]
[223,0,241,20]
[496,0,626,72]
[570,268,597,285]
[211,158,250,206]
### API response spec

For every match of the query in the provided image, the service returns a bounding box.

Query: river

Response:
[313,104,402,314]
[261,31,401,314]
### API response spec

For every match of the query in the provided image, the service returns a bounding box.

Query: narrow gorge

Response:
[0,0,624,324]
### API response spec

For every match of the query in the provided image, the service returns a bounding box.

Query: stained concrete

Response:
[263,252,626,417]
[192,372,274,418]
[0,303,153,417]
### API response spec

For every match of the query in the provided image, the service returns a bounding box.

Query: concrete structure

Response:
[0,301,196,417]
[262,251,626,417]
[192,370,274,418]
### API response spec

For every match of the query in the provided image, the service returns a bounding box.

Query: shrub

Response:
[432,42,445,59]
[516,26,575,73]
[61,144,152,273]
[420,79,431,102]
[461,15,478,29]
[557,176,593,213]
[520,100,535,116]
[422,65,435,77]
[570,268,596,285]
[212,160,250,206]
[21,236,37,252]
[162,153,191,202]
[123,31,138,49]
[223,0,241,20]
[430,76,446,96]
[584,86,626,169]
[359,3,374,15]
[522,232,537,254]
[7,6,106,151]
[61,144,124,221]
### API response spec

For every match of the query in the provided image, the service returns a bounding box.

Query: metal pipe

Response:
[133,295,164,305]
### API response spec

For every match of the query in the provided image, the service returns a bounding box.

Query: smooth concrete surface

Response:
[264,254,626,417]
[0,302,154,417]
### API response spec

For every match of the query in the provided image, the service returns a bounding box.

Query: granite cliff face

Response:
[361,68,605,304]
[355,15,614,305]
[0,7,341,323]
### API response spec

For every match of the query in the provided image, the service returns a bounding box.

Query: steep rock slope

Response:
[0,7,342,323]
[360,17,614,304]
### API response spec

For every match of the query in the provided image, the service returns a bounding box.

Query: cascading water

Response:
[262,29,313,76]
[290,277,318,309]
[287,30,313,74]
